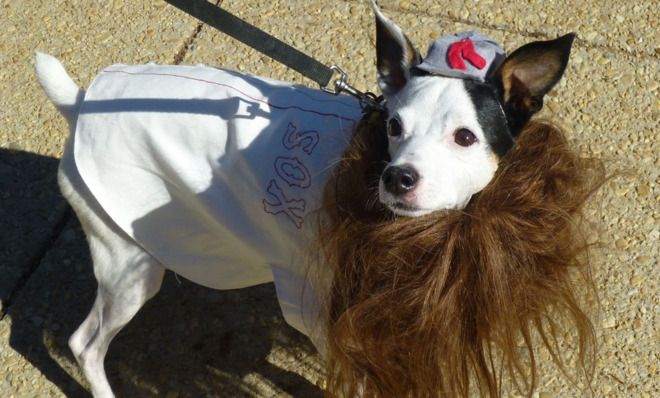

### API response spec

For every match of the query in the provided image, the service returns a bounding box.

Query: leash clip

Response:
[322,65,383,111]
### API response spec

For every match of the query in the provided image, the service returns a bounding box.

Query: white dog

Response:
[35,2,575,396]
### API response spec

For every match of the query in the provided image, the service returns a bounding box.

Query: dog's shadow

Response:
[2,148,323,397]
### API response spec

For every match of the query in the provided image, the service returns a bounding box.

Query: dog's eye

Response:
[454,128,478,147]
[387,118,403,137]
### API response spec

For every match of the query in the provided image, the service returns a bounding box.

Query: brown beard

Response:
[316,110,606,397]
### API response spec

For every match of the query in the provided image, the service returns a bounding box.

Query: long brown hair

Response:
[317,110,605,397]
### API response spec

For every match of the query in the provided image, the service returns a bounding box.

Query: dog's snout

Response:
[383,165,419,195]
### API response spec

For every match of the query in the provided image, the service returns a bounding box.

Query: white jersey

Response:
[73,64,362,345]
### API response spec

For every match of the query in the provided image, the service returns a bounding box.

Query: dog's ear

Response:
[491,33,575,137]
[370,0,421,96]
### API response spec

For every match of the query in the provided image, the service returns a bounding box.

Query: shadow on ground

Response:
[0,148,68,312]
[1,149,323,397]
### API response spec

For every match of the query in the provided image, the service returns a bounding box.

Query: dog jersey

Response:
[73,64,362,344]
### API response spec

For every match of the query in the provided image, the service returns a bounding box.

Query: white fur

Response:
[380,76,498,216]
[35,30,498,397]
[34,52,84,122]
[33,3,577,395]
[369,1,498,216]
[37,54,166,398]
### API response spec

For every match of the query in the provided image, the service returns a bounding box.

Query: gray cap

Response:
[417,31,505,82]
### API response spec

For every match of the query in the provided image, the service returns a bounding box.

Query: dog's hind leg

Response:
[38,52,165,397]
[59,137,165,398]
[68,236,164,398]
[70,249,164,398]
[69,223,164,398]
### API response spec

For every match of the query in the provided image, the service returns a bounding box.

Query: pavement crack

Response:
[172,0,223,64]
[0,205,71,319]
[173,22,204,65]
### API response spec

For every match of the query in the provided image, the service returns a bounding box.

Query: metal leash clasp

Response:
[321,65,383,111]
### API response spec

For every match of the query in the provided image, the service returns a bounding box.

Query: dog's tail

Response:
[34,52,84,124]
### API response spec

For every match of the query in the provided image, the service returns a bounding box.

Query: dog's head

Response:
[371,1,575,216]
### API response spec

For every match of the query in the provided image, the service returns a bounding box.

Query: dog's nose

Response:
[382,165,419,195]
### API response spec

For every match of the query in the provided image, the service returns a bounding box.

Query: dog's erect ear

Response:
[491,33,575,136]
[370,0,421,96]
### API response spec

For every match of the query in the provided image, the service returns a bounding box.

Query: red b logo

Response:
[447,39,486,71]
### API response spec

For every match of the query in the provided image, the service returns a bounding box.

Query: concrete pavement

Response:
[1,0,657,396]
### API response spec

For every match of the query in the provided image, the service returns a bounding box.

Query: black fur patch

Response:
[463,80,514,157]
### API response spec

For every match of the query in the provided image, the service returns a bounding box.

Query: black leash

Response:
[164,0,382,111]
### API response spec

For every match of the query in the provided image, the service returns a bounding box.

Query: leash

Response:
[163,0,382,111]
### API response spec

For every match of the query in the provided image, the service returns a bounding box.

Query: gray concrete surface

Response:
[1,0,657,397]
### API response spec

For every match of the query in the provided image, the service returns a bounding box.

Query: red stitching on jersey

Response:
[102,69,358,123]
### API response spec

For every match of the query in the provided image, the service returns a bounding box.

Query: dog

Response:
[35,1,601,397]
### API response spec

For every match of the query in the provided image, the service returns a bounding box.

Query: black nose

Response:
[382,165,419,195]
